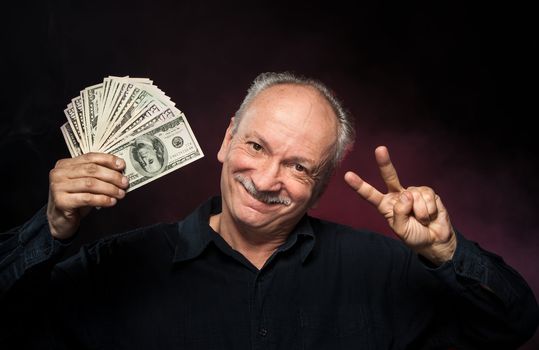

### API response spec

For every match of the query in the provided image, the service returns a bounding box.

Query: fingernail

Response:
[116,158,124,168]
[118,189,125,197]
[122,176,128,185]
[110,198,117,205]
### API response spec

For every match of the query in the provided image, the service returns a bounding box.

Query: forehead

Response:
[239,84,337,135]
[237,84,338,161]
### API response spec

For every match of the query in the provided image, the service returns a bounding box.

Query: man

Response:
[131,135,166,175]
[1,72,538,349]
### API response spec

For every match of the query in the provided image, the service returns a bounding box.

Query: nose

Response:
[251,159,283,192]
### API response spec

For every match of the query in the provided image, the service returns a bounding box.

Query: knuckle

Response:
[420,186,435,194]
[81,193,92,205]
[85,163,98,175]
[84,178,95,189]
[49,168,58,180]
[82,153,92,162]
[54,159,65,168]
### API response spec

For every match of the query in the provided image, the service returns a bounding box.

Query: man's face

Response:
[217,84,338,234]
[138,145,161,173]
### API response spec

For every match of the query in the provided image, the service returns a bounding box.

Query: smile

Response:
[234,174,291,206]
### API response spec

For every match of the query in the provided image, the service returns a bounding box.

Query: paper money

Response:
[61,76,204,192]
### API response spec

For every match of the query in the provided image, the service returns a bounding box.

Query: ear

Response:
[217,117,236,163]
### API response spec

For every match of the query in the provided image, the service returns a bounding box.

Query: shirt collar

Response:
[171,196,315,264]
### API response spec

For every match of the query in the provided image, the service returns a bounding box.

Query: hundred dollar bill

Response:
[101,102,169,152]
[97,86,168,150]
[107,113,204,192]
[64,103,84,150]
[72,96,88,152]
[61,76,204,192]
[82,83,103,151]
[60,122,83,157]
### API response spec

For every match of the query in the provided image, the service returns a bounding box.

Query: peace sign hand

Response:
[344,146,457,265]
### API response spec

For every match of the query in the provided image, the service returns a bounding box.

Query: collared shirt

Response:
[0,197,538,349]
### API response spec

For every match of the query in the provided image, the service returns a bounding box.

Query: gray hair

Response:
[233,72,356,199]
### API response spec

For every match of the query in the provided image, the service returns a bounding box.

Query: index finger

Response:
[344,171,384,207]
[55,152,125,171]
[375,146,403,193]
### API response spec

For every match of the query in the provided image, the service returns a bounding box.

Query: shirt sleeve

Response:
[0,207,74,349]
[0,205,71,295]
[423,231,539,348]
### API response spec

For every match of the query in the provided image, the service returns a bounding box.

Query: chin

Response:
[234,205,279,230]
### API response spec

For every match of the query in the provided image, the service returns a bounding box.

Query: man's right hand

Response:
[47,153,129,240]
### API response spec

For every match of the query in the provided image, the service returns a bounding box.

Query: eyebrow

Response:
[249,131,316,168]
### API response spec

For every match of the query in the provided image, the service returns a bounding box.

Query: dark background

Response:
[1,1,537,347]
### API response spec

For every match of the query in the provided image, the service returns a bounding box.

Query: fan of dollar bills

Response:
[61,76,204,192]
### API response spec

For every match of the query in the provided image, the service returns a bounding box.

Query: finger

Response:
[344,171,384,207]
[58,192,119,209]
[417,186,438,221]
[55,153,126,171]
[392,191,413,236]
[52,163,129,189]
[434,194,450,223]
[56,178,126,199]
[375,146,403,193]
[410,189,430,226]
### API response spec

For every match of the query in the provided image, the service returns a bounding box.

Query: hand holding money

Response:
[47,153,129,240]
[61,76,204,192]
[51,77,204,239]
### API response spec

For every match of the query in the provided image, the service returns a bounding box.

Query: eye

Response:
[250,142,263,151]
[294,164,306,172]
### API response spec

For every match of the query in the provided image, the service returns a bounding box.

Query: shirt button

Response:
[258,328,268,337]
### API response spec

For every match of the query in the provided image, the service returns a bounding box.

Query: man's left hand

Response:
[344,146,457,265]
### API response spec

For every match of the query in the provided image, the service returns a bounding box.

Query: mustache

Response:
[234,175,291,206]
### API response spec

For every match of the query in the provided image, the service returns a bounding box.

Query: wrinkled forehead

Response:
[237,84,338,136]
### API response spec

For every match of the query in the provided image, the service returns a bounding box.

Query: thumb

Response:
[392,191,413,235]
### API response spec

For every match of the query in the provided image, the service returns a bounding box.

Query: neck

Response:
[209,212,292,270]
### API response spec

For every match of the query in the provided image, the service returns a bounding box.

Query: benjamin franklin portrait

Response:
[130,135,167,176]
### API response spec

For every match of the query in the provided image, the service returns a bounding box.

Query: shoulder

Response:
[308,216,406,252]
[306,216,415,268]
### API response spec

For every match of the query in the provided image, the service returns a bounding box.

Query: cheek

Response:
[227,148,260,171]
[285,180,314,203]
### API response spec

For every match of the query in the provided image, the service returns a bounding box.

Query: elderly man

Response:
[1,72,538,349]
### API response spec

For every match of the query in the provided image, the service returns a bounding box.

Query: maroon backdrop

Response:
[1,1,537,347]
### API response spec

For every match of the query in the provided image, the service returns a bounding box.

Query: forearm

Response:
[426,231,539,347]
[0,206,70,296]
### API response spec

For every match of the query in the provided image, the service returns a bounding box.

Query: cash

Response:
[60,76,204,192]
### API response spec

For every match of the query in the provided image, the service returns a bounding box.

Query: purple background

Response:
[1,1,537,347]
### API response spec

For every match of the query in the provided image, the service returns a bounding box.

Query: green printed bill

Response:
[60,76,204,192]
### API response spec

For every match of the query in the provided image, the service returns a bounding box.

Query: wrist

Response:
[418,230,457,266]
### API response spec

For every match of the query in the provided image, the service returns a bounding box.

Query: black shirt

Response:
[1,197,538,349]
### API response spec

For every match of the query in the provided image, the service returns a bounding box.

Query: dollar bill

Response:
[64,103,84,150]
[61,122,83,157]
[71,96,88,152]
[82,83,103,151]
[60,76,204,192]
[107,113,204,192]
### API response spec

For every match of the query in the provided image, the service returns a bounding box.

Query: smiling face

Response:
[217,84,338,235]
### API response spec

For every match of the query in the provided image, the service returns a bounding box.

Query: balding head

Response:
[233,72,355,199]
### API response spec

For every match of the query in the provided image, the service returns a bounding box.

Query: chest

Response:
[66,250,408,350]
